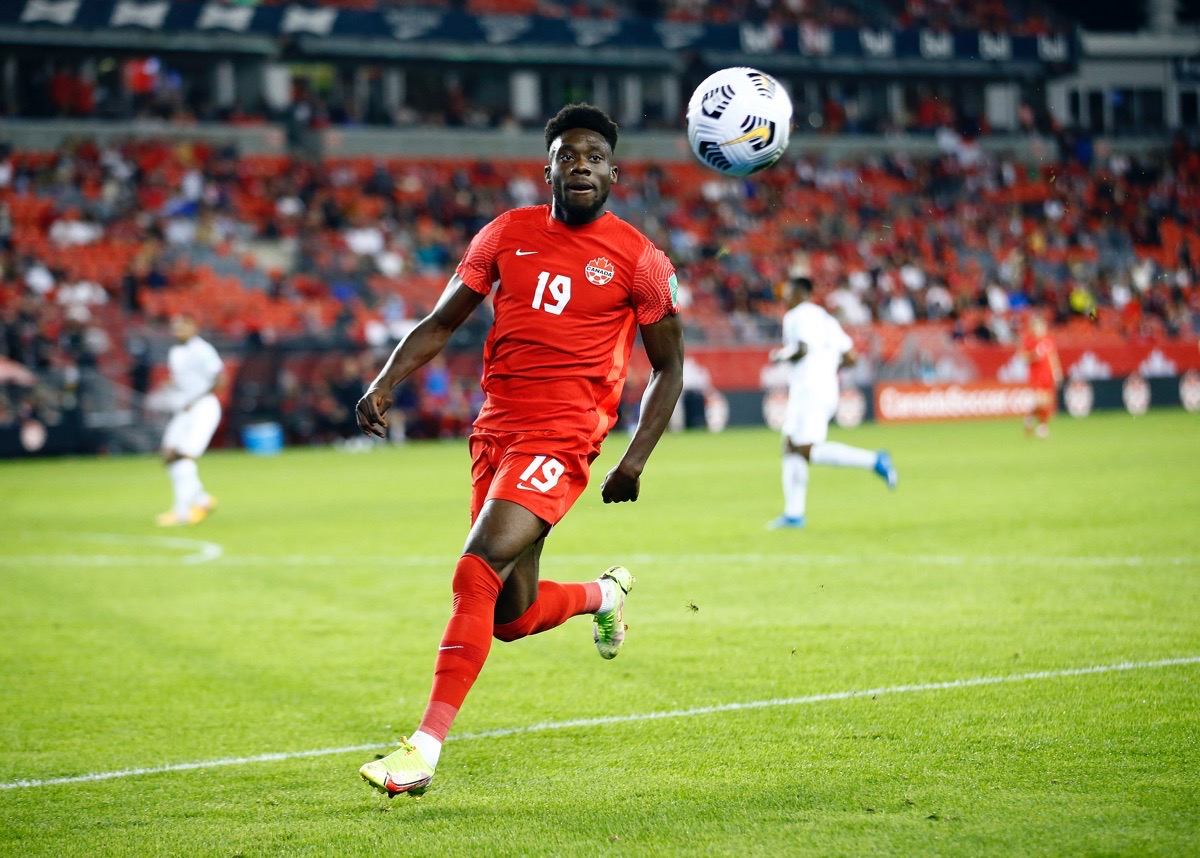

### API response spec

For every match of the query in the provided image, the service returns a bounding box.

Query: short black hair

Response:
[544,103,619,153]
[789,276,814,293]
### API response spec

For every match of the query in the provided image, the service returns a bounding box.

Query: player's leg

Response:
[361,499,545,797]
[183,396,222,518]
[807,397,896,489]
[811,441,898,489]
[157,399,220,526]
[159,451,205,526]
[425,500,546,732]
[492,546,630,660]
[1033,389,1054,438]
[492,536,546,626]
[769,394,812,529]
[157,411,188,525]
[811,393,897,487]
[769,436,811,529]
[493,538,606,637]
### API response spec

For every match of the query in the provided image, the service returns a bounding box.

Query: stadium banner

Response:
[962,342,1200,383]
[874,382,1040,422]
[1,1,1077,70]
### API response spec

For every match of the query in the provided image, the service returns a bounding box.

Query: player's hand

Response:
[601,463,641,504]
[355,386,393,438]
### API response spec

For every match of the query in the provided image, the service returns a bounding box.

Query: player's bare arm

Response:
[601,313,685,504]
[839,347,859,370]
[357,275,485,438]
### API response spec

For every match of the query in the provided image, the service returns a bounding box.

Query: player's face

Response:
[545,128,617,225]
[781,282,808,308]
[171,317,197,342]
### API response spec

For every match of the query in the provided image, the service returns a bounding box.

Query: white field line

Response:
[4,533,222,565]
[2,655,1197,792]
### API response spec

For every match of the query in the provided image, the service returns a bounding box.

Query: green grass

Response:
[2,411,1199,856]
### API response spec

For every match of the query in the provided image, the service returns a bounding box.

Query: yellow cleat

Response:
[360,738,434,797]
[155,503,209,527]
[593,565,634,660]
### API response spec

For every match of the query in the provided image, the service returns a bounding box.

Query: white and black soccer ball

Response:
[686,67,793,177]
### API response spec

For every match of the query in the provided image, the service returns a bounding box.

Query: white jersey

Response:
[168,336,223,410]
[782,301,852,403]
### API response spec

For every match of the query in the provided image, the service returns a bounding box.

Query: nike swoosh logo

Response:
[438,645,464,652]
[721,126,771,146]
[516,483,540,492]
[515,249,538,256]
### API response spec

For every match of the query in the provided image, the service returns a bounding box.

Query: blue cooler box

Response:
[241,422,283,456]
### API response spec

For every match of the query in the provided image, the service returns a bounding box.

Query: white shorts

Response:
[162,393,221,458]
[781,392,836,446]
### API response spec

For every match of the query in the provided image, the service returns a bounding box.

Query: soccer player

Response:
[156,314,223,526]
[354,104,684,797]
[1019,314,1062,439]
[767,276,896,530]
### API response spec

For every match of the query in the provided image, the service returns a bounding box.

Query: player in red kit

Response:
[1019,315,1062,439]
[355,104,684,797]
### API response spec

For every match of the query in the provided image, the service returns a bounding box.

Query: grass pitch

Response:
[2,411,1198,856]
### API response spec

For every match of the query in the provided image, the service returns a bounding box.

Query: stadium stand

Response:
[0,0,1196,453]
[2,129,1198,449]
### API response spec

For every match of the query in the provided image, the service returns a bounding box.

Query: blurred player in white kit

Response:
[156,314,223,527]
[768,275,896,529]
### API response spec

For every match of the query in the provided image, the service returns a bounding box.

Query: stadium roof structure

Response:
[1,0,1079,78]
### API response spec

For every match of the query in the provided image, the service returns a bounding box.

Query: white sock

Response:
[168,459,201,519]
[810,441,878,470]
[782,454,809,519]
[596,576,618,614]
[409,730,441,768]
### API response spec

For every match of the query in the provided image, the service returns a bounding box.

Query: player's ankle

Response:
[409,730,442,768]
[596,576,618,614]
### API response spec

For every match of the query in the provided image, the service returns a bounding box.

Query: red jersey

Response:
[456,205,678,448]
[1023,333,1059,388]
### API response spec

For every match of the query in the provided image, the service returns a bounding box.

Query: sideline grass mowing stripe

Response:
[5,654,1196,793]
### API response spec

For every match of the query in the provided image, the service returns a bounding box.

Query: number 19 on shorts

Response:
[518,455,564,492]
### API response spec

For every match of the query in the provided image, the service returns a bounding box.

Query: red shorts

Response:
[469,429,597,526]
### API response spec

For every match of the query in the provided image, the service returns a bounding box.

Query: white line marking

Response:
[3,655,1196,791]
[3,533,223,566]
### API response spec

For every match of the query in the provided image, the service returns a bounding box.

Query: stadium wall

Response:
[7,372,1194,457]
[0,119,287,154]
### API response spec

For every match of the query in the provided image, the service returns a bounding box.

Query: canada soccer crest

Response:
[585,256,615,286]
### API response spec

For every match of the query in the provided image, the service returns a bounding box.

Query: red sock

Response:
[493,581,603,642]
[417,554,503,742]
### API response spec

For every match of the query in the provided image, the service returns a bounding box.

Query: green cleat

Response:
[359,738,434,797]
[593,565,634,660]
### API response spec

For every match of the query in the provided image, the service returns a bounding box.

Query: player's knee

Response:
[459,540,521,576]
[451,554,504,605]
[492,604,538,642]
[491,621,525,643]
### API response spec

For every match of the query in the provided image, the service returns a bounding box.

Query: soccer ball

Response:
[686,67,793,177]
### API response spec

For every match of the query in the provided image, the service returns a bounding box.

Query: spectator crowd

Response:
[2,125,1199,442]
